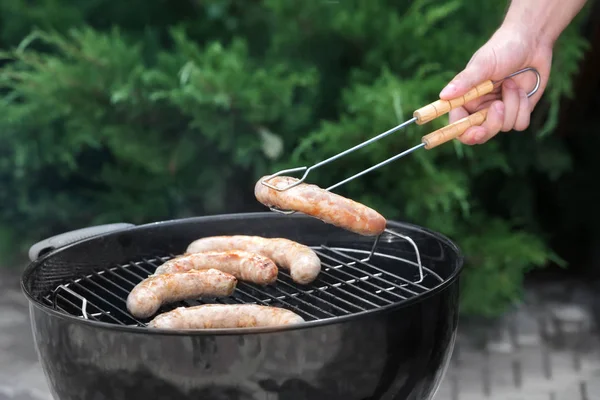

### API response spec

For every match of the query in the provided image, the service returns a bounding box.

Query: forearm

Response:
[501,0,588,45]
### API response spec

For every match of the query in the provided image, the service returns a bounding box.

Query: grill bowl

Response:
[22,212,463,400]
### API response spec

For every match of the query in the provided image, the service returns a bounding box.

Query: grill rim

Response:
[21,212,464,336]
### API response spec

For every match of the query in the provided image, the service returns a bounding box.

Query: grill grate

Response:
[43,245,444,327]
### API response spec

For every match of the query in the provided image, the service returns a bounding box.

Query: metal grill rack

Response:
[43,245,444,327]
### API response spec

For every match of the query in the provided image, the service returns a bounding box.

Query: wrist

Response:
[497,19,553,50]
[499,0,587,48]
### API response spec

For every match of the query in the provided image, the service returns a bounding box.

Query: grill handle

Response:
[28,223,135,261]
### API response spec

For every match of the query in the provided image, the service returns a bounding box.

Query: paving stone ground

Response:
[0,270,52,400]
[3,266,600,400]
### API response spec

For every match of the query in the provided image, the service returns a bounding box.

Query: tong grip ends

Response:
[414,80,493,125]
[421,108,489,149]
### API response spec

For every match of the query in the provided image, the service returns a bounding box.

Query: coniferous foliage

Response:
[0,0,590,316]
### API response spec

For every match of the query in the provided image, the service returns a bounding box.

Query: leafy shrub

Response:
[0,0,590,316]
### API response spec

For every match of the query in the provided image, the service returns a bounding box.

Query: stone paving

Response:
[436,279,600,400]
[0,270,52,400]
[3,266,600,400]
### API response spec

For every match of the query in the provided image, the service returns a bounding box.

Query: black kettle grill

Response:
[21,212,463,400]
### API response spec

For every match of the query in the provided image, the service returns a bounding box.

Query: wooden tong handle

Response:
[421,108,488,149]
[413,80,494,125]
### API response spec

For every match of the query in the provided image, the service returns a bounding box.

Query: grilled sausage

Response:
[254,175,387,236]
[186,235,321,285]
[126,269,237,319]
[154,250,278,286]
[148,304,305,330]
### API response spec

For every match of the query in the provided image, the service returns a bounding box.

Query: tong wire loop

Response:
[53,284,89,319]
[492,66,541,98]
[382,229,424,284]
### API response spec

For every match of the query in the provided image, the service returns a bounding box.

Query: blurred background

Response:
[1,1,600,399]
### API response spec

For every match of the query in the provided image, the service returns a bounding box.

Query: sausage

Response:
[254,175,387,236]
[147,304,305,330]
[126,269,237,319]
[186,235,321,285]
[154,250,278,286]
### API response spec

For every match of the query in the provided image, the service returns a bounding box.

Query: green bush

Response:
[0,0,590,316]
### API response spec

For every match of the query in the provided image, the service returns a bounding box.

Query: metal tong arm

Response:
[260,116,419,191]
[419,67,541,149]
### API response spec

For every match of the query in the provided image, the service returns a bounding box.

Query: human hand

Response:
[438,25,553,145]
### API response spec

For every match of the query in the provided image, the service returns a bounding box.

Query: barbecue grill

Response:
[21,212,463,400]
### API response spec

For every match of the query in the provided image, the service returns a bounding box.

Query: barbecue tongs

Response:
[261,67,541,213]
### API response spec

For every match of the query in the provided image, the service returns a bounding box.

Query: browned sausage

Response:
[126,269,237,319]
[154,250,279,286]
[147,304,305,329]
[186,235,321,285]
[254,175,387,236]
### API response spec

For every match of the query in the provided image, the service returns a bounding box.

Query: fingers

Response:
[439,51,493,100]
[500,79,520,132]
[448,107,469,124]
[450,107,480,145]
[456,101,505,145]
[453,79,532,145]
[524,47,552,110]
[514,88,531,131]
[477,101,505,143]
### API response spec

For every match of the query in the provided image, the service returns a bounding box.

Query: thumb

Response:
[439,52,494,100]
